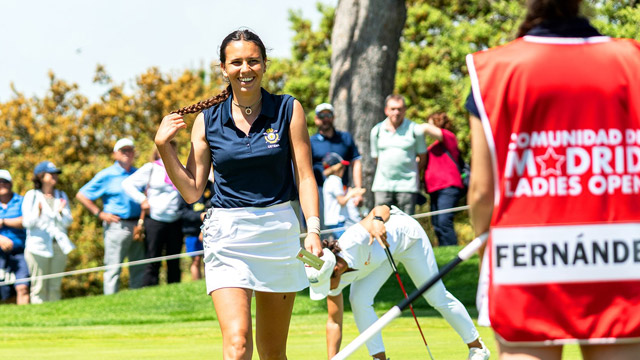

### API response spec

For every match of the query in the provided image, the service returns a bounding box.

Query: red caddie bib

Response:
[467,35,640,345]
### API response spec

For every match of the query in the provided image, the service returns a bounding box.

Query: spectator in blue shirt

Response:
[310,103,363,227]
[75,139,145,295]
[0,169,30,305]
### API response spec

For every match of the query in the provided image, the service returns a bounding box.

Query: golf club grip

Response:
[383,247,398,273]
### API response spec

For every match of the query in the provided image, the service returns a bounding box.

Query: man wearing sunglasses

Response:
[310,103,363,228]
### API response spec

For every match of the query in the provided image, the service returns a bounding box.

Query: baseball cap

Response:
[113,138,135,152]
[315,103,334,115]
[0,169,12,183]
[34,161,62,175]
[306,250,337,300]
[322,152,350,168]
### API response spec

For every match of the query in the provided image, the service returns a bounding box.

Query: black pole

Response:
[398,256,463,311]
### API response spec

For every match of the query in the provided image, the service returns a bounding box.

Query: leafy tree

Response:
[261,3,335,127]
[0,64,224,297]
[398,0,640,154]
[328,0,407,208]
[590,0,640,38]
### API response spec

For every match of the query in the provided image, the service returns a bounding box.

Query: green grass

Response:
[0,246,583,359]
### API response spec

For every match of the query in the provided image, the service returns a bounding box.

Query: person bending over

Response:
[307,205,490,360]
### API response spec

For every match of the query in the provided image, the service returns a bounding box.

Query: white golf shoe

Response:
[468,339,490,360]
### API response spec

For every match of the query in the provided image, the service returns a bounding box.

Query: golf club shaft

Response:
[384,247,432,357]
[392,271,435,360]
[332,233,488,360]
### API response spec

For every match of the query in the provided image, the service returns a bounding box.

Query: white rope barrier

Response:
[0,250,205,286]
[0,204,470,287]
[314,205,470,236]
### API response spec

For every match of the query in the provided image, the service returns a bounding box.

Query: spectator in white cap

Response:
[307,205,489,360]
[76,138,145,295]
[22,161,75,303]
[0,169,30,305]
[321,152,366,240]
[310,103,363,228]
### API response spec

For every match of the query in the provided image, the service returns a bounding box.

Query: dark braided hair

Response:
[517,0,583,38]
[322,239,342,255]
[172,86,232,115]
[172,29,268,115]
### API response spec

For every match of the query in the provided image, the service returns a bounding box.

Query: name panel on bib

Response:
[492,223,640,285]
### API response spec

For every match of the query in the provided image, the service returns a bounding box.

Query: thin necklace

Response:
[232,95,262,115]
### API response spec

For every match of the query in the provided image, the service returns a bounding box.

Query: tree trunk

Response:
[329,0,407,208]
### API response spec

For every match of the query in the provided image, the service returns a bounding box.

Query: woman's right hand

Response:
[155,113,187,146]
[304,232,323,257]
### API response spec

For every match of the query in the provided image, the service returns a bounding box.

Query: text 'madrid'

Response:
[504,128,640,197]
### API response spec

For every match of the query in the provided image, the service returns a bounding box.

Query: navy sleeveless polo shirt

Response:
[203,88,297,208]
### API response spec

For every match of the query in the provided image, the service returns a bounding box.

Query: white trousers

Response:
[349,232,480,356]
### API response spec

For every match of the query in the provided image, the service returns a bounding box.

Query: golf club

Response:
[383,245,435,360]
[332,233,489,360]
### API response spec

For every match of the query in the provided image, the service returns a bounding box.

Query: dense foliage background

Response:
[1,0,638,297]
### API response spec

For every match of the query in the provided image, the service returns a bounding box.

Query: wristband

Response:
[95,210,102,218]
[373,216,384,222]
[306,216,321,236]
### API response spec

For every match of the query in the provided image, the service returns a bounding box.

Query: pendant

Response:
[245,108,252,115]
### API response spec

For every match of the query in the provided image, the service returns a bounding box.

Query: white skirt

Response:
[202,201,308,294]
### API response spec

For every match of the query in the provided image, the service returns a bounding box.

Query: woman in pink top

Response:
[421,112,465,246]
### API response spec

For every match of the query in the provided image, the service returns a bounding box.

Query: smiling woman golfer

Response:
[155,29,322,360]
[466,0,640,359]
[307,205,489,360]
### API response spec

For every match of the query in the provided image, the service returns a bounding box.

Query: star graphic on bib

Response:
[535,147,565,176]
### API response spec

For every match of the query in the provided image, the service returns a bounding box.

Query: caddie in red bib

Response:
[467,34,640,345]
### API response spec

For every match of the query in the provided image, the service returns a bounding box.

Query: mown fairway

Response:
[0,246,582,359]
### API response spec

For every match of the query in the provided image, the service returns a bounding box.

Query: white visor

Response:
[305,250,337,300]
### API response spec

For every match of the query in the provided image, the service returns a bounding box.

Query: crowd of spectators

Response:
[1,99,468,305]
[1,138,212,305]
[313,98,466,247]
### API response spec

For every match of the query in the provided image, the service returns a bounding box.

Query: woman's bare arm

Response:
[155,113,211,203]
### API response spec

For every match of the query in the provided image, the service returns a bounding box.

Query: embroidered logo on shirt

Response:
[264,128,280,148]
